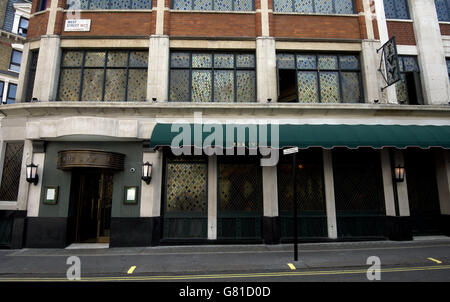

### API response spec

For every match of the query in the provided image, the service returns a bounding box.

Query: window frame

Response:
[273,0,356,14]
[9,50,22,73]
[18,17,29,37]
[37,0,48,12]
[169,51,257,103]
[6,83,17,104]
[0,81,4,103]
[383,0,411,20]
[67,0,153,10]
[57,49,149,102]
[276,52,364,104]
[435,0,450,22]
[396,55,422,105]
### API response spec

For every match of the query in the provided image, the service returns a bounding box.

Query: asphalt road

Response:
[0,236,450,282]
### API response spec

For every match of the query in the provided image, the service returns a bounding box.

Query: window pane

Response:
[214,70,234,103]
[82,69,104,101]
[59,69,81,101]
[173,0,192,10]
[166,161,207,213]
[275,0,293,12]
[62,51,83,67]
[104,69,127,102]
[193,0,212,10]
[110,0,131,8]
[214,54,234,69]
[236,70,255,102]
[107,51,128,67]
[340,72,361,103]
[315,0,333,13]
[89,0,108,9]
[297,71,318,103]
[192,70,212,102]
[192,54,212,68]
[132,0,153,9]
[169,69,190,102]
[171,52,190,68]
[235,0,253,11]
[127,69,148,102]
[318,55,338,70]
[294,0,313,13]
[435,0,450,21]
[319,72,340,103]
[0,142,24,201]
[339,55,360,70]
[395,0,409,19]
[6,84,17,104]
[11,51,22,65]
[277,54,296,69]
[396,74,409,104]
[84,51,106,67]
[0,82,4,99]
[214,0,232,11]
[402,56,419,72]
[129,51,148,67]
[296,54,316,70]
[236,54,255,68]
[335,0,354,14]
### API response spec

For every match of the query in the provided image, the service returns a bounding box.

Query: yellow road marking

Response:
[1,264,450,282]
[287,263,296,270]
[427,258,442,264]
[127,266,136,274]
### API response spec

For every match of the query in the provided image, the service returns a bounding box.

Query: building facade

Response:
[0,0,449,248]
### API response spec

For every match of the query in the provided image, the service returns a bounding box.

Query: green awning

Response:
[149,123,450,150]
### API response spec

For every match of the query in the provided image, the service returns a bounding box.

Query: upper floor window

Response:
[274,0,355,14]
[6,83,17,104]
[9,50,22,73]
[396,56,423,105]
[276,53,362,103]
[446,58,450,82]
[18,17,29,37]
[172,0,253,11]
[37,0,48,12]
[68,0,152,10]
[169,51,256,102]
[58,50,148,102]
[435,0,450,22]
[25,51,39,102]
[383,0,410,19]
[0,82,4,103]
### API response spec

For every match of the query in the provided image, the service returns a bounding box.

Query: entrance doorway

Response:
[70,169,113,243]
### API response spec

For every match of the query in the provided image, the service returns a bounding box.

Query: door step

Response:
[65,243,109,250]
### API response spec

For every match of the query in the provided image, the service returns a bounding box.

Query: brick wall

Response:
[0,42,12,71]
[387,21,416,45]
[440,23,450,36]
[272,15,362,40]
[61,12,154,37]
[27,11,48,39]
[168,12,257,38]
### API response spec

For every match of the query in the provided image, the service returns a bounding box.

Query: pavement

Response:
[0,236,450,282]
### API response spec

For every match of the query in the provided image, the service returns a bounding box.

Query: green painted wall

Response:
[38,141,143,218]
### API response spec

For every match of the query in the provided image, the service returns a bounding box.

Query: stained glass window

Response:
[58,50,148,102]
[396,56,421,104]
[169,51,256,102]
[67,0,152,9]
[274,0,354,14]
[0,142,24,201]
[383,0,410,19]
[277,53,362,103]
[435,0,450,22]
[172,0,253,11]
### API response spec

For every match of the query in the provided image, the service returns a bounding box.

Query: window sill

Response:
[385,18,413,23]
[439,21,450,25]
[0,201,18,210]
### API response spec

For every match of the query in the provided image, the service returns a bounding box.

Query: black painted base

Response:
[440,215,450,237]
[0,211,27,249]
[263,216,280,245]
[110,217,161,248]
[25,217,68,248]
[384,216,413,241]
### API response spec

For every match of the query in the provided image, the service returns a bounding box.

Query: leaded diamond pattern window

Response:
[58,50,148,102]
[383,0,410,19]
[274,0,354,14]
[277,53,362,103]
[169,51,256,103]
[172,0,254,11]
[396,56,420,104]
[435,0,450,21]
[0,142,24,201]
[67,0,152,9]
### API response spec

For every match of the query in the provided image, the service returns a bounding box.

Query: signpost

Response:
[377,37,401,91]
[283,147,299,261]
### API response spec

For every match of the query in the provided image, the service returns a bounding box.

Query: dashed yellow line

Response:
[127,266,137,274]
[1,265,450,282]
[427,258,442,264]
[287,263,296,270]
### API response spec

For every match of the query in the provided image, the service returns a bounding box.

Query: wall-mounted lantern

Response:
[26,163,39,185]
[394,165,405,183]
[141,162,153,184]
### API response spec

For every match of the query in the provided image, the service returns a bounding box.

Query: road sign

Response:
[283,147,299,155]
